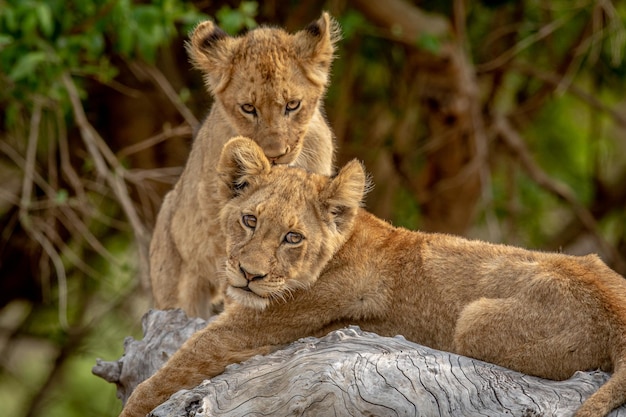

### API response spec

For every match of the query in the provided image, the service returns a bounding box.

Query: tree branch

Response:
[350,0,450,41]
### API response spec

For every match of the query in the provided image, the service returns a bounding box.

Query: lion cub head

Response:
[187,13,340,166]
[216,136,366,310]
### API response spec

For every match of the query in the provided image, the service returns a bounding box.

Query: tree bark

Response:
[93,309,626,417]
[92,309,208,404]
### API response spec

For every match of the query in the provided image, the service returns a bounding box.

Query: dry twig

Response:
[62,73,152,289]
[134,63,199,128]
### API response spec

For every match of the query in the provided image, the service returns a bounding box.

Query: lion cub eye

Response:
[242,214,257,229]
[285,100,301,113]
[241,104,257,115]
[284,232,303,244]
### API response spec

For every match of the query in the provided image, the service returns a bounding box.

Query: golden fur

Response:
[123,137,626,417]
[150,13,340,318]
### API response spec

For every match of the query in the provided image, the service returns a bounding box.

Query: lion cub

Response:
[150,13,340,318]
[122,137,626,417]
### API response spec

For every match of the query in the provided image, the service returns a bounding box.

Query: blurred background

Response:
[1,0,625,415]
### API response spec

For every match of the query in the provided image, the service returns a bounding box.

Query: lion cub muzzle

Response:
[228,263,268,296]
[266,147,291,165]
[256,134,296,165]
[225,260,273,310]
[239,265,267,283]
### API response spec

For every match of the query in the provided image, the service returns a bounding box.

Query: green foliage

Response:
[108,0,208,60]
[491,168,563,247]
[392,187,421,230]
[415,33,441,54]
[338,10,369,40]
[525,96,593,202]
[215,1,258,35]
[45,355,121,417]
[0,0,207,126]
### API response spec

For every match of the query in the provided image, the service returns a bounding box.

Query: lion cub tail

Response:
[575,345,626,416]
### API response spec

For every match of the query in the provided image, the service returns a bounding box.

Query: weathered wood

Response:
[93,309,626,416]
[92,309,208,403]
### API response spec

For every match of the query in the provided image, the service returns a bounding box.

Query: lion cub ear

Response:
[186,20,237,93]
[217,137,271,200]
[293,11,341,87]
[320,159,367,233]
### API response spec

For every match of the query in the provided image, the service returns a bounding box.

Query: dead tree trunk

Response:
[93,309,626,416]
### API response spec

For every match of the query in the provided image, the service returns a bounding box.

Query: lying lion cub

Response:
[121,137,626,417]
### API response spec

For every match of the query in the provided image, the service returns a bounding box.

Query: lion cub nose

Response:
[265,146,291,165]
[239,265,266,282]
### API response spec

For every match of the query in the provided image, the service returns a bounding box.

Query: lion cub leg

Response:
[177,265,221,318]
[453,297,607,381]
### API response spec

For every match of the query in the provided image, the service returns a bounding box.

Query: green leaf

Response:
[9,51,47,81]
[0,34,13,48]
[55,189,69,205]
[416,33,441,54]
[244,17,257,30]
[22,11,38,35]
[216,6,242,35]
[216,2,258,34]
[85,30,105,57]
[178,9,208,26]
[179,87,190,103]
[240,1,258,17]
[35,3,54,37]
[339,11,368,40]
[3,7,18,33]
[116,24,134,56]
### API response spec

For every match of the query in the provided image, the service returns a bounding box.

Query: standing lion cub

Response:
[121,137,626,417]
[150,13,340,318]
